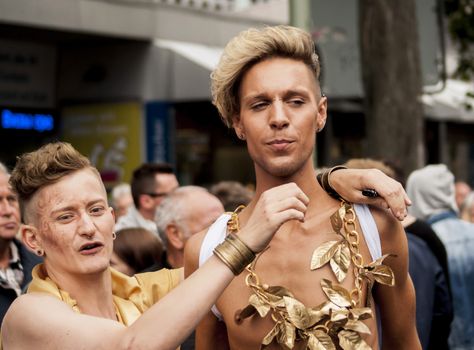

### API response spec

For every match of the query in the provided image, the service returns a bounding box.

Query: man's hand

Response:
[328,168,411,221]
[239,182,309,253]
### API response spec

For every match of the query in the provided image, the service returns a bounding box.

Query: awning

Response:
[422,79,474,123]
[154,38,223,71]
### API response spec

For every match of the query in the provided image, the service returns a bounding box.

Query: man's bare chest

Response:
[215,203,386,349]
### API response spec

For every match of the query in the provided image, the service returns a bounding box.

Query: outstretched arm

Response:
[185,226,231,350]
[3,183,308,350]
[326,168,411,221]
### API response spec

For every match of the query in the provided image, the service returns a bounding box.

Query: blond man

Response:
[185,26,420,349]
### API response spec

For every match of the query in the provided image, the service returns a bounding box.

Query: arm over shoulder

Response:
[2,293,126,350]
[370,207,421,350]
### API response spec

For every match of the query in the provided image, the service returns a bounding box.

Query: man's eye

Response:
[90,206,105,215]
[289,99,304,106]
[7,196,18,203]
[57,214,73,221]
[251,102,268,111]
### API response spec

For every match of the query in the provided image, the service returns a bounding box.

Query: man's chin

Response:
[0,230,19,241]
[263,160,305,178]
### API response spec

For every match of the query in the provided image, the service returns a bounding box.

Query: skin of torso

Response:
[192,192,379,350]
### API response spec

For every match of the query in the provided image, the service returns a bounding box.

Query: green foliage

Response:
[445,0,474,79]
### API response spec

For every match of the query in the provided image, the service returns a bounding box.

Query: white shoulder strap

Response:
[199,213,231,267]
[353,204,382,261]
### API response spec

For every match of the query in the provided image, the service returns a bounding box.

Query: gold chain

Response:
[341,203,365,307]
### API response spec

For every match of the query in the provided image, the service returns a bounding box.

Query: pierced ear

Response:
[21,225,42,255]
[232,115,245,140]
[166,224,185,250]
[316,95,328,132]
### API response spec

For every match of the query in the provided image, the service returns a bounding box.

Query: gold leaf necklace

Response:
[231,201,395,349]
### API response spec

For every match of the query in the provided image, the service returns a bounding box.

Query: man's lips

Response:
[79,242,104,254]
[267,139,294,151]
[0,222,18,230]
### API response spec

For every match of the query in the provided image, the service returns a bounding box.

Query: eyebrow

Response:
[50,199,106,215]
[243,88,310,103]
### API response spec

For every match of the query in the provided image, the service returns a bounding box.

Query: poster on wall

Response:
[61,102,143,189]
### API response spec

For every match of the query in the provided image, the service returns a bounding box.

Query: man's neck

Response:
[44,264,116,320]
[253,161,319,200]
[0,238,12,269]
[138,208,154,221]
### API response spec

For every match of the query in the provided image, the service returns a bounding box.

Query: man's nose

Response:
[78,213,95,236]
[0,198,15,217]
[269,101,290,129]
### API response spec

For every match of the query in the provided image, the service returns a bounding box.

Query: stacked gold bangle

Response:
[214,233,256,275]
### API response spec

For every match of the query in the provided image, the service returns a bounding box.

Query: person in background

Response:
[459,191,474,223]
[345,158,452,350]
[110,183,133,221]
[0,162,42,325]
[152,186,223,350]
[154,186,224,269]
[407,164,474,350]
[115,163,178,237]
[111,228,163,276]
[454,181,471,210]
[210,181,253,212]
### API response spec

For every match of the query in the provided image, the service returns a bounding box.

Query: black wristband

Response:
[317,166,347,200]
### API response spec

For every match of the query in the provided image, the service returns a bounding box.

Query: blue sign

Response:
[145,102,174,164]
[1,109,54,132]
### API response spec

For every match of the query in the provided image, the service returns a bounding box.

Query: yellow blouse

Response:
[0,265,181,349]
[27,263,181,325]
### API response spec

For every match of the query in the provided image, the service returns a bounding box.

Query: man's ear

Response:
[232,115,245,140]
[165,223,185,250]
[109,206,116,222]
[316,95,328,132]
[139,194,153,211]
[21,224,43,256]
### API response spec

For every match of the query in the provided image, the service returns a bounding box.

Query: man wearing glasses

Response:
[115,163,178,238]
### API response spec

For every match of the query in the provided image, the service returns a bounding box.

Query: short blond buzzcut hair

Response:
[10,142,97,217]
[211,25,321,127]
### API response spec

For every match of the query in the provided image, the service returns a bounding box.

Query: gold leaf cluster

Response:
[234,202,396,349]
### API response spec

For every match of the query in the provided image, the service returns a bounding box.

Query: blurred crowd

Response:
[2,153,474,349]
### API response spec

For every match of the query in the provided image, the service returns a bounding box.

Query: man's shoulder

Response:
[433,217,474,239]
[4,292,63,323]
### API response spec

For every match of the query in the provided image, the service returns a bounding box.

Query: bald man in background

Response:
[154,186,224,270]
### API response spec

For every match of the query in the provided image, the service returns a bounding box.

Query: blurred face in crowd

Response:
[114,194,133,220]
[233,57,327,179]
[0,172,20,240]
[182,192,224,239]
[23,168,115,277]
[141,174,179,218]
[455,181,471,208]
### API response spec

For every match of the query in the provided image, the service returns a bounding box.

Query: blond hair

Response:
[344,158,396,179]
[10,142,98,217]
[211,25,321,127]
